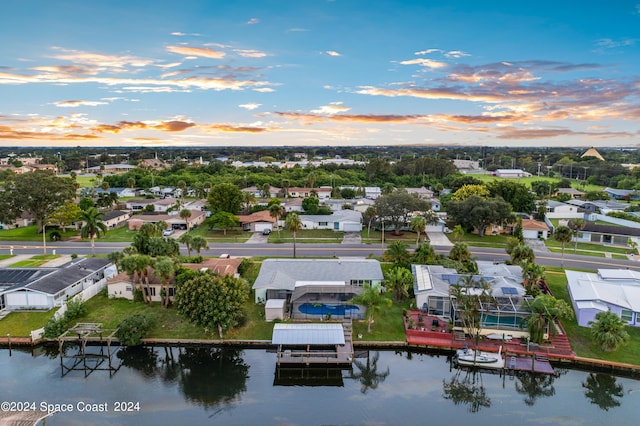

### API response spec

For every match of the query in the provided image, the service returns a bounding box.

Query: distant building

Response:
[493,169,531,178]
[580,147,605,161]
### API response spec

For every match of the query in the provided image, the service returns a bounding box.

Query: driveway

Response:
[426,231,453,247]
[245,232,269,244]
[342,232,362,244]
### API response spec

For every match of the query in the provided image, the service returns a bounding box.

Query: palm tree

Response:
[243,192,256,212]
[191,236,209,256]
[553,225,572,267]
[410,215,427,245]
[582,373,624,411]
[348,283,392,333]
[281,179,290,198]
[363,206,377,237]
[413,242,436,264]
[79,207,107,255]
[568,218,586,253]
[269,203,284,235]
[154,257,176,308]
[521,261,545,294]
[383,241,411,267]
[285,212,302,258]
[179,209,192,231]
[384,267,413,301]
[449,242,472,263]
[107,251,124,273]
[510,244,535,265]
[452,224,465,242]
[589,310,630,352]
[178,232,193,256]
[525,294,574,344]
[261,183,271,199]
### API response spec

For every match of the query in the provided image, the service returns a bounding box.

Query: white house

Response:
[542,200,583,220]
[364,187,382,199]
[566,269,640,327]
[521,219,550,240]
[0,258,115,310]
[493,169,531,178]
[298,210,362,232]
[125,197,177,213]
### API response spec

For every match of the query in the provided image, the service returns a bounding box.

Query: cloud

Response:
[49,47,155,71]
[286,28,310,32]
[593,38,638,52]
[239,103,261,110]
[235,49,268,58]
[247,18,259,25]
[91,119,195,133]
[415,49,442,55]
[310,102,351,115]
[53,100,108,107]
[445,50,471,58]
[166,45,226,59]
[170,32,201,37]
[399,58,448,69]
[325,51,341,57]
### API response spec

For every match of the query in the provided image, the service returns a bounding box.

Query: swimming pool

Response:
[481,314,523,328]
[298,303,360,316]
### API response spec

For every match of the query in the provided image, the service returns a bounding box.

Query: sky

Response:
[1,1,639,148]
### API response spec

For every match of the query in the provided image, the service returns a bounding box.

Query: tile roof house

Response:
[566,269,640,327]
[237,210,276,232]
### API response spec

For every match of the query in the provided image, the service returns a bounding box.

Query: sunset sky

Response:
[1,1,639,148]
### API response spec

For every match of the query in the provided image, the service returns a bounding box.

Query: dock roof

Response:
[272,323,345,345]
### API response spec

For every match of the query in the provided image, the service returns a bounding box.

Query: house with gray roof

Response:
[298,210,362,232]
[253,258,383,319]
[0,257,115,310]
[566,269,640,327]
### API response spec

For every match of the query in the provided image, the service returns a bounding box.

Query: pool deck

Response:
[405,311,575,374]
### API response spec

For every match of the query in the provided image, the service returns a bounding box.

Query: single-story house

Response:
[102,210,131,229]
[241,186,282,199]
[127,210,205,231]
[406,187,435,199]
[108,257,242,302]
[148,186,182,199]
[96,187,142,198]
[126,197,177,213]
[298,210,362,232]
[237,210,276,232]
[565,199,627,214]
[566,269,640,327]
[542,200,584,219]
[556,188,585,199]
[0,211,35,229]
[0,258,115,310]
[604,187,640,201]
[412,261,531,338]
[252,258,384,319]
[281,197,304,212]
[364,187,382,199]
[86,164,136,173]
[521,219,550,240]
[493,169,532,178]
[574,222,640,247]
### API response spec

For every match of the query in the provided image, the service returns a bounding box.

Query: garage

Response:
[342,222,362,232]
[254,223,273,233]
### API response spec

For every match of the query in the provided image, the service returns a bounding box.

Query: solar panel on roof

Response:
[501,287,518,295]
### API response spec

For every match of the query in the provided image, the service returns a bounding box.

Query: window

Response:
[125,285,132,291]
[621,310,633,322]
[319,222,328,226]
[144,287,156,297]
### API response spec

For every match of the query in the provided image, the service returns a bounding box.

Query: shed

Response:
[265,299,286,321]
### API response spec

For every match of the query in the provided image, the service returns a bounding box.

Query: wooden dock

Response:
[505,354,555,375]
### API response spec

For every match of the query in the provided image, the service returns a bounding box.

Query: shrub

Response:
[70,253,78,259]
[115,314,155,346]
[64,297,87,320]
[43,317,68,338]
[49,230,62,241]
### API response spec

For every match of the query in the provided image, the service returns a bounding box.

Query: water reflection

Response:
[118,346,250,408]
[514,372,557,406]
[442,369,491,413]
[349,351,390,394]
[583,373,625,411]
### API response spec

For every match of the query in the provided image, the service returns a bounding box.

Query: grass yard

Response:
[545,268,640,365]
[96,226,136,242]
[361,229,417,244]
[189,226,252,243]
[269,229,343,243]
[545,239,631,255]
[10,254,60,267]
[0,309,58,337]
[0,225,78,242]
[352,296,411,341]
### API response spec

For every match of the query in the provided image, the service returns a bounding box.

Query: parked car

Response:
[163,229,174,236]
[262,228,272,235]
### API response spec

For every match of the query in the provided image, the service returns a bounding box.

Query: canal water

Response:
[1,346,638,425]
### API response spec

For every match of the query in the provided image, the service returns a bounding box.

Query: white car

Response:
[163,229,174,236]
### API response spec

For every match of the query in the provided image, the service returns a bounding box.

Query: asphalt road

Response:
[1,240,638,272]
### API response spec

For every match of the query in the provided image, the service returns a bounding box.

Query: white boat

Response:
[454,346,504,369]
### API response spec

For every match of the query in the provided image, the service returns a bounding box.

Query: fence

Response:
[30,278,107,341]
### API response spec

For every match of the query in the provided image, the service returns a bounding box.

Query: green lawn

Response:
[269,229,344,243]
[361,229,417,244]
[352,296,411,341]
[545,239,631,255]
[545,269,640,364]
[188,227,252,243]
[73,175,97,188]
[0,225,78,242]
[96,226,136,242]
[10,254,60,267]
[0,310,58,337]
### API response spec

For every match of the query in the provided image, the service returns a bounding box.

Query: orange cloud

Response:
[166,45,225,59]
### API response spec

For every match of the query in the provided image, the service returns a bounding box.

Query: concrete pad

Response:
[426,232,453,247]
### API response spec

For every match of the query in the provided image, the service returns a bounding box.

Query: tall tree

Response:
[413,242,437,264]
[0,170,76,232]
[568,218,586,252]
[191,236,209,256]
[348,283,392,333]
[374,190,431,235]
[363,206,377,237]
[447,196,514,237]
[49,202,82,233]
[510,244,535,265]
[178,232,193,256]
[384,267,413,301]
[154,257,176,308]
[207,211,238,235]
[79,207,108,255]
[449,242,472,263]
[179,209,192,231]
[410,215,427,245]
[285,212,303,258]
[487,180,536,213]
[525,295,573,344]
[553,226,573,268]
[269,203,285,235]
[107,251,124,273]
[207,183,243,215]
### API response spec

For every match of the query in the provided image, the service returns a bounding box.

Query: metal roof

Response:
[272,323,345,345]
[253,258,383,291]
